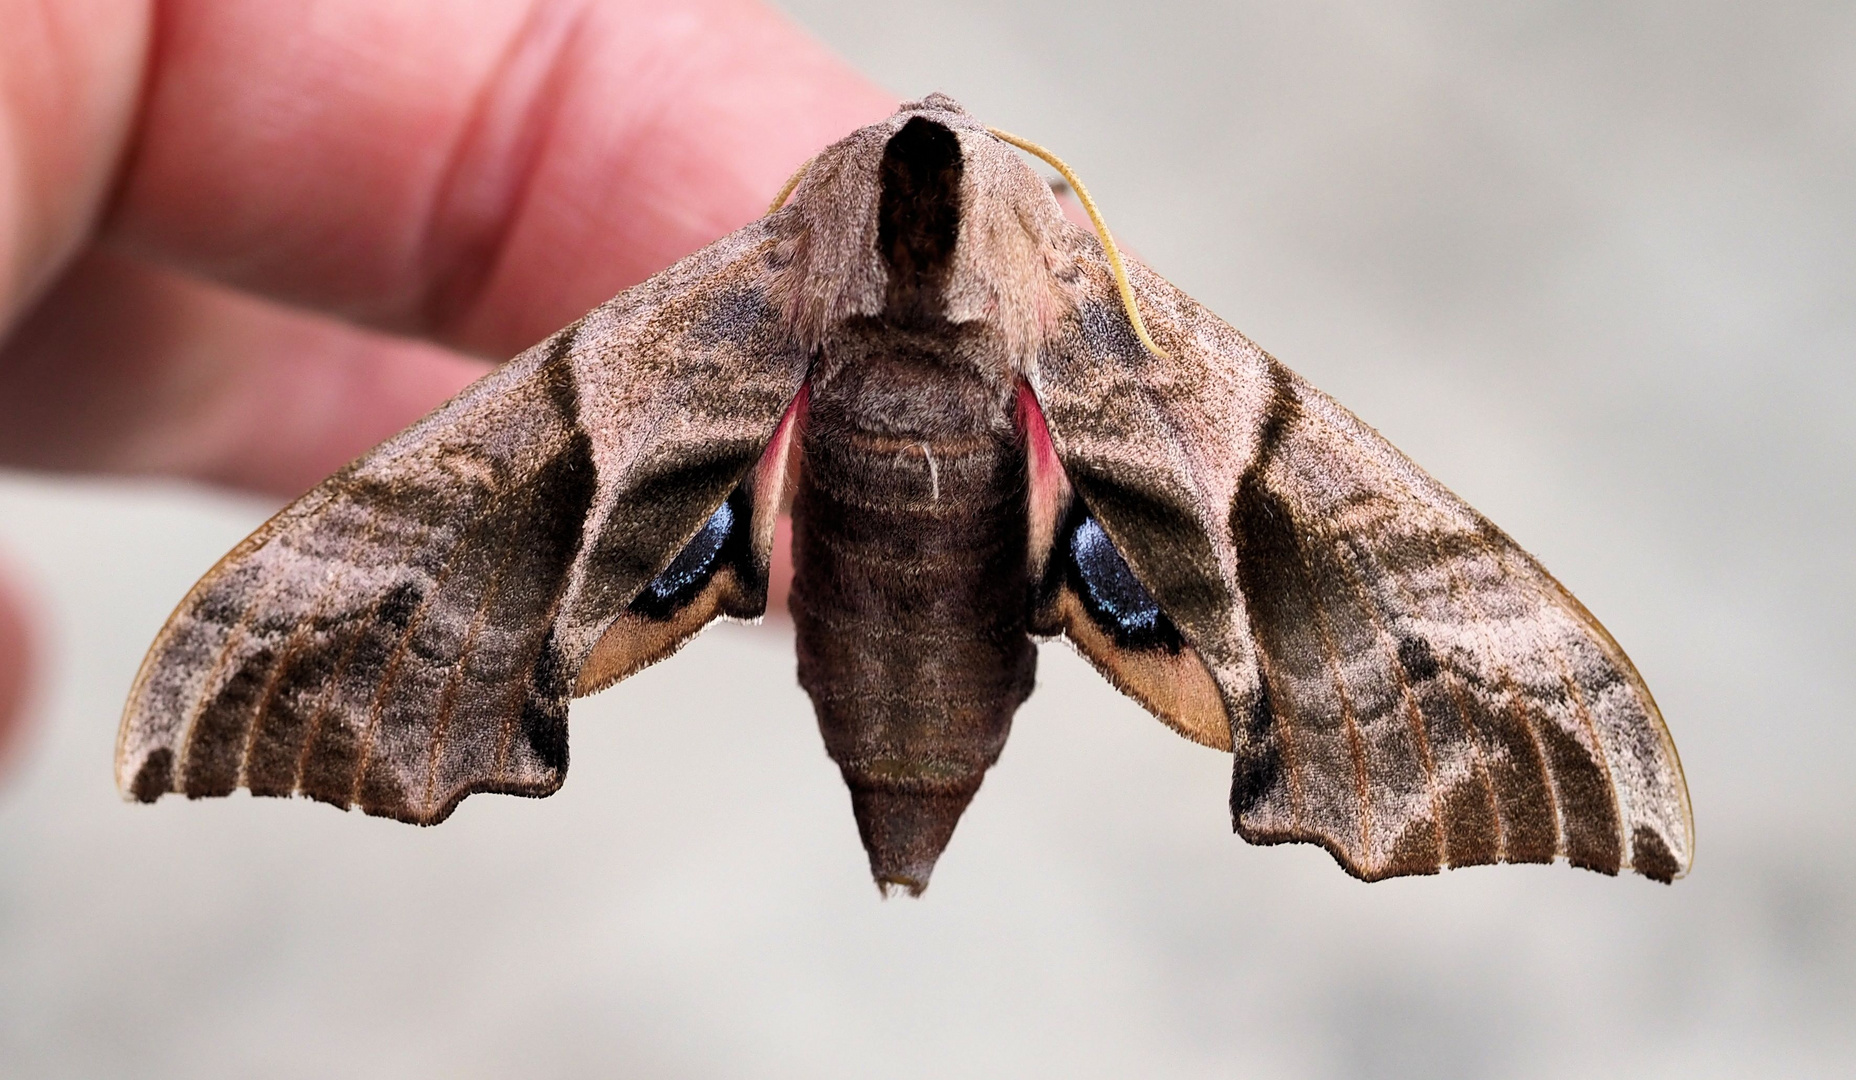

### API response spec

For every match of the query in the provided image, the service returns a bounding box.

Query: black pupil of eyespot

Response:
[633,500,735,614]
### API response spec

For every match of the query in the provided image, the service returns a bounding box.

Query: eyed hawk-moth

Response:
[116,94,1693,895]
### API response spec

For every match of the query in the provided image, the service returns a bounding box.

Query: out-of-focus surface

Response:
[1,1,1851,1076]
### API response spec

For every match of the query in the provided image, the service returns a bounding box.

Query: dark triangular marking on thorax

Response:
[878,116,964,323]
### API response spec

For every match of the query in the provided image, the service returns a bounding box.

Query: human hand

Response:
[0,0,892,766]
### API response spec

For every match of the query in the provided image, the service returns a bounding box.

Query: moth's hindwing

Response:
[1034,248,1693,883]
[115,219,807,824]
[1021,384,1229,751]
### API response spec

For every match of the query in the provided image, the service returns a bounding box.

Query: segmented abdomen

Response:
[789,421,1034,887]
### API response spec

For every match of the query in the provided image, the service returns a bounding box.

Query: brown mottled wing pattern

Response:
[1037,247,1692,882]
[117,217,808,824]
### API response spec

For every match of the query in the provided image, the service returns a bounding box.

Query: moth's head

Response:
[769,93,1086,365]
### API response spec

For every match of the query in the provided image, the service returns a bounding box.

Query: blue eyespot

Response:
[1067,515,1181,651]
[632,500,735,616]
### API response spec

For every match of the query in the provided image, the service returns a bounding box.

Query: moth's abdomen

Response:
[790,423,1034,895]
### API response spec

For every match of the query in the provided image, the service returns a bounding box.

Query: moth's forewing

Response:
[1034,248,1692,882]
[117,219,807,823]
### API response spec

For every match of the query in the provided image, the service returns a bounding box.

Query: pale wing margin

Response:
[1038,242,1692,882]
[116,217,809,824]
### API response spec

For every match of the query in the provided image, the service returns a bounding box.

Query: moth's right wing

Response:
[117,216,808,824]
[1033,248,1692,883]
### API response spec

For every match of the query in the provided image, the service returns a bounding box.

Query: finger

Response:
[109,0,894,355]
[0,0,148,322]
[0,249,488,496]
[0,552,36,773]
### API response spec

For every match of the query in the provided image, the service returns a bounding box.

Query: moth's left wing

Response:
[117,217,807,824]
[1034,250,1692,882]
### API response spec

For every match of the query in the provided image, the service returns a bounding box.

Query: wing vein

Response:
[1278,493,1374,865]
[1329,528,1445,869]
[1438,526,1565,860]
[344,435,538,808]
[1301,402,1524,863]
[1513,548,1627,863]
[234,586,335,791]
[172,556,299,790]
[282,473,417,799]
[420,535,519,818]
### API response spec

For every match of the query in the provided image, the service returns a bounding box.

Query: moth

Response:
[118,94,1693,894]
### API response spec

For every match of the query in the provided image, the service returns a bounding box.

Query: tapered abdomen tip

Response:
[847,779,981,896]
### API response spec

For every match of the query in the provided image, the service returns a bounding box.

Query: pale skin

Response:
[0,0,892,766]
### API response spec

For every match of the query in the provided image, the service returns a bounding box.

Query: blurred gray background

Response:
[2,1,1852,1076]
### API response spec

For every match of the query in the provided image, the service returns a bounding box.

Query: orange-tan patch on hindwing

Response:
[573,567,754,697]
[1049,590,1231,751]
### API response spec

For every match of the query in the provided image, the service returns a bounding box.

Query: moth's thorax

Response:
[807,319,1019,442]
[771,94,1085,365]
